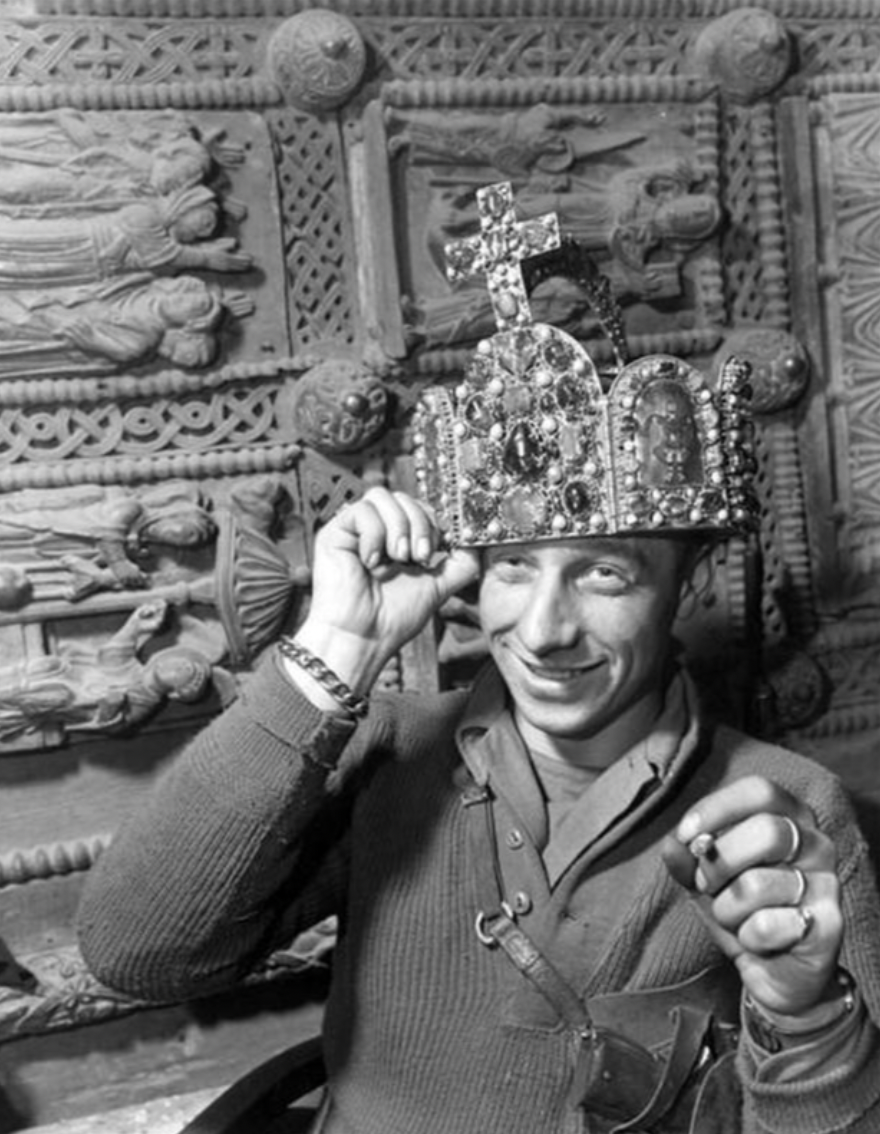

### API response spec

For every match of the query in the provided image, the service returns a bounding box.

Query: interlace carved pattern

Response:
[721,108,769,327]
[0,19,264,86]
[8,6,880,92]
[800,24,880,84]
[0,384,281,464]
[366,17,693,81]
[298,449,367,531]
[268,108,356,350]
[363,11,880,87]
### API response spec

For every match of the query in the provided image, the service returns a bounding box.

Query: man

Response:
[78,184,880,1132]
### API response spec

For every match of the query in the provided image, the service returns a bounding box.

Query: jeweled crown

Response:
[412,181,759,548]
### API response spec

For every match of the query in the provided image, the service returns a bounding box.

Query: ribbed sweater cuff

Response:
[738,1009,880,1132]
[240,649,359,769]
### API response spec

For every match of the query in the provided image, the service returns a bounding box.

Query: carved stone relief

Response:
[0,473,312,751]
[690,8,793,105]
[816,92,880,606]
[380,80,726,364]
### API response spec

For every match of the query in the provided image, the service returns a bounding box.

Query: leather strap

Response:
[484,907,592,1029]
[611,1003,711,1132]
[178,1035,325,1134]
[463,780,591,1030]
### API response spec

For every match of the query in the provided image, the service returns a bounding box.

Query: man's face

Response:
[479,535,692,761]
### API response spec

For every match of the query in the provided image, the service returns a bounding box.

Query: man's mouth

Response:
[520,658,603,682]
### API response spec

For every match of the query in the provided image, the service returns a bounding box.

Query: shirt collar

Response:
[455,664,548,844]
[455,662,512,786]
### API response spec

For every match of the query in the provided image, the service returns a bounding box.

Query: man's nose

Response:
[515,575,580,655]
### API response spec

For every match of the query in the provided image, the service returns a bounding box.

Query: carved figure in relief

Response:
[0,565,32,610]
[0,109,244,217]
[0,185,252,289]
[0,598,213,739]
[409,161,721,348]
[389,103,644,177]
[0,134,212,216]
[604,163,722,271]
[0,482,216,600]
[430,161,719,274]
[0,476,307,680]
[0,274,254,378]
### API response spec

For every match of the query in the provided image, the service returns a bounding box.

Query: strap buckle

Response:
[475,904,516,947]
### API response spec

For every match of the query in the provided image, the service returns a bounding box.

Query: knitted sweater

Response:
[77,656,880,1134]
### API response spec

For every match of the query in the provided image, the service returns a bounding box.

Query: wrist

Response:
[292,620,386,697]
[278,636,370,719]
[743,969,857,1051]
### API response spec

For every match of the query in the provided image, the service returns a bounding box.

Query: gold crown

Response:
[412,181,759,548]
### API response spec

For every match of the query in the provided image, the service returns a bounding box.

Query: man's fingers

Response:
[691,812,831,896]
[710,865,813,928]
[676,775,809,845]
[333,488,439,569]
[435,548,480,603]
[735,876,842,956]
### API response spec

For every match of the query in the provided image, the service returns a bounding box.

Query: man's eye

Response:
[580,564,630,590]
[488,556,529,578]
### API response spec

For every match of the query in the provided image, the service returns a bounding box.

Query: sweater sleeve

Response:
[76,651,360,1001]
[736,767,880,1132]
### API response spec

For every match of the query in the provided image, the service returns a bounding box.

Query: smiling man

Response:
[78,186,880,1133]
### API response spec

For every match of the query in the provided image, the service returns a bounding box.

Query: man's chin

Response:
[515,700,612,744]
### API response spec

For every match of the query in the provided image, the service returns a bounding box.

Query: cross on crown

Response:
[443,181,560,331]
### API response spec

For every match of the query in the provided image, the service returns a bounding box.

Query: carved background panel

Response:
[0,1,876,1129]
[818,92,880,591]
[380,80,725,358]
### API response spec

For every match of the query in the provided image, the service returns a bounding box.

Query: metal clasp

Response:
[461,784,491,807]
[474,902,516,947]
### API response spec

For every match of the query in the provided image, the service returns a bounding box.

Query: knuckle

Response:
[745,907,779,948]
[732,869,764,906]
[744,775,779,810]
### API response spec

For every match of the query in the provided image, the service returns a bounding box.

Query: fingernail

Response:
[396,537,410,560]
[678,812,701,843]
[689,833,716,860]
[416,537,431,562]
[366,550,380,569]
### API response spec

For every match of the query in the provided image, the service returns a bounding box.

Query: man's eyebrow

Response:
[574,539,650,564]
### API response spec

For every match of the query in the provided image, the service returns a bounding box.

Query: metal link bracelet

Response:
[277,636,370,719]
